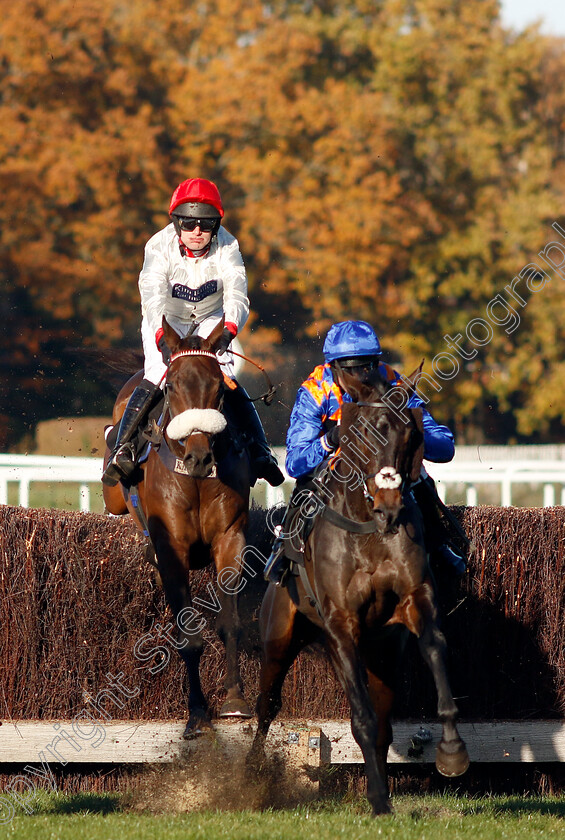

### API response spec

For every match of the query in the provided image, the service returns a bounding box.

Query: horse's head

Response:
[338,364,424,534]
[162,317,227,479]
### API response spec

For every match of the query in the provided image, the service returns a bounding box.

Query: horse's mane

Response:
[65,346,145,391]
[341,364,423,405]
[182,334,207,351]
[366,368,394,394]
[66,346,144,375]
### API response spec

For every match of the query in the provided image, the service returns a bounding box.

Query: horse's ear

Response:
[162,316,182,353]
[402,359,424,395]
[400,360,425,480]
[409,408,425,482]
[205,317,226,353]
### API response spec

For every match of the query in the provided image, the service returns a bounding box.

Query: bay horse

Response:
[248,367,469,814]
[103,318,253,737]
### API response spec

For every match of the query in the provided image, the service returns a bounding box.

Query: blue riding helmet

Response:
[323,321,382,363]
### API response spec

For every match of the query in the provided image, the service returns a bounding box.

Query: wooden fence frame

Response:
[1,719,564,766]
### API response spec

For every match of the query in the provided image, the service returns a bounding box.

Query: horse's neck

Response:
[325,458,365,514]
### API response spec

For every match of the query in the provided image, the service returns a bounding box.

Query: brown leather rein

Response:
[162,347,276,405]
[229,349,276,404]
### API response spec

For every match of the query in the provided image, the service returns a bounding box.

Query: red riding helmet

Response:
[169,178,224,238]
[169,178,224,217]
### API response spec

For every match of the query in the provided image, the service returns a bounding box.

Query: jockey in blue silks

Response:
[264,320,467,585]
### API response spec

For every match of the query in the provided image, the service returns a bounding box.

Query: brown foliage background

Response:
[0,504,563,722]
[2,0,565,449]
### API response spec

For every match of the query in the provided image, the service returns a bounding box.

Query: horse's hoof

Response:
[435,740,470,777]
[183,714,213,740]
[245,748,266,780]
[371,799,393,816]
[219,697,253,718]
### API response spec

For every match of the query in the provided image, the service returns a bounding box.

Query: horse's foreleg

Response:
[247,586,313,773]
[325,618,391,816]
[155,548,211,738]
[407,582,470,777]
[213,529,252,719]
[363,639,403,786]
[215,585,252,719]
[179,641,211,739]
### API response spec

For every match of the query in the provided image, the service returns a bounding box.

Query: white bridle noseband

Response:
[167,408,226,440]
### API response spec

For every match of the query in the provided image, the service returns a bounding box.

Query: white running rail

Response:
[427,460,565,507]
[1,453,565,512]
[0,455,104,512]
[0,454,290,513]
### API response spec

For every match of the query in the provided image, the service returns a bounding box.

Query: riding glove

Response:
[325,425,340,451]
[216,326,235,356]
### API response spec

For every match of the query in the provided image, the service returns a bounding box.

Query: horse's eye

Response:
[376,418,389,436]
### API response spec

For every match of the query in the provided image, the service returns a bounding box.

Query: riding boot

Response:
[412,475,467,575]
[263,529,288,586]
[224,383,285,486]
[264,484,306,585]
[102,379,160,487]
[264,506,295,587]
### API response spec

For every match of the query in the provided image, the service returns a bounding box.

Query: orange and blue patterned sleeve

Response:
[285,383,332,479]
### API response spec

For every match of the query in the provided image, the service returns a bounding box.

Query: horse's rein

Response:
[228,349,277,405]
[334,398,419,500]
[161,347,276,405]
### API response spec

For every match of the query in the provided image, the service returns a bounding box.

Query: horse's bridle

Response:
[169,349,219,365]
[329,398,421,519]
[340,399,404,504]
[153,349,224,448]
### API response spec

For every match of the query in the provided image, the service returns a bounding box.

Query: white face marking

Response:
[167,408,227,440]
[374,466,402,490]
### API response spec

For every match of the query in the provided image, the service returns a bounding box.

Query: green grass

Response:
[2,792,564,840]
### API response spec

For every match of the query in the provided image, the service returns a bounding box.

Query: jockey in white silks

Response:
[102,177,284,488]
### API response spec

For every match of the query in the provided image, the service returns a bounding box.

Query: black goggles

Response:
[177,216,218,232]
[336,356,381,372]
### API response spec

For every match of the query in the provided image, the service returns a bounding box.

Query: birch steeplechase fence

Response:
[0,503,563,787]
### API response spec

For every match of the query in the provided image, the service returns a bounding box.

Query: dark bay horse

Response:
[248,367,469,814]
[103,318,253,736]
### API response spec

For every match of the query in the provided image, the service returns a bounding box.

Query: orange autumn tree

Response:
[0,0,184,445]
[170,2,429,338]
[365,0,565,440]
[1,0,564,447]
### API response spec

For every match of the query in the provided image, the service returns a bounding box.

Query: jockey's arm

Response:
[138,234,171,337]
[217,232,250,334]
[408,393,455,463]
[285,387,333,479]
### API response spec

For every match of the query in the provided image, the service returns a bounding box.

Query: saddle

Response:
[279,478,328,566]
[106,390,248,486]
